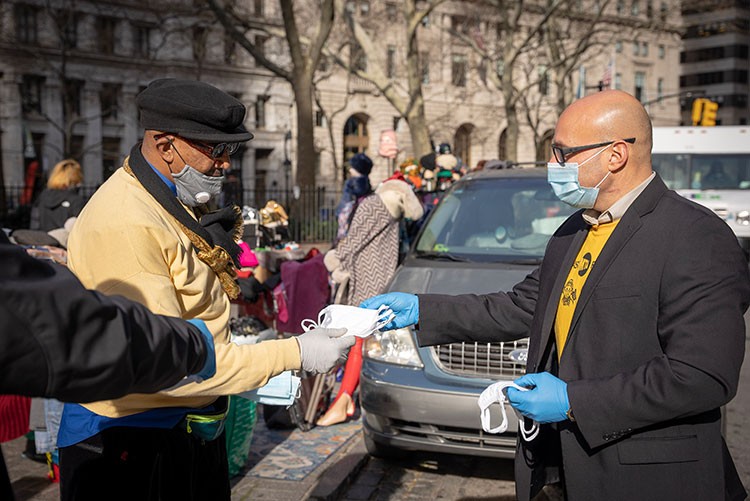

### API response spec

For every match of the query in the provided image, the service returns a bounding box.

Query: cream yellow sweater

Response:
[67,167,301,418]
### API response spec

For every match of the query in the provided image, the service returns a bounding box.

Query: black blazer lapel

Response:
[530,218,588,370]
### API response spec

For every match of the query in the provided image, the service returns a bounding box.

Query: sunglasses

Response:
[155,133,241,159]
[551,137,636,166]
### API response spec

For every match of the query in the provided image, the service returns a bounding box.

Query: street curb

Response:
[306,435,369,500]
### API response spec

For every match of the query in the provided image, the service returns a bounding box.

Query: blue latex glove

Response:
[187,319,216,381]
[505,372,569,424]
[360,292,419,330]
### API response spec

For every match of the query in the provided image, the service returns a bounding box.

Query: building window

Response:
[452,54,467,87]
[393,116,401,131]
[634,71,645,101]
[345,1,356,14]
[616,0,625,14]
[56,9,78,49]
[351,41,367,72]
[193,26,207,61]
[633,41,640,56]
[658,44,665,59]
[615,40,623,53]
[224,32,236,64]
[255,95,269,129]
[659,2,667,22]
[538,65,548,96]
[133,24,151,58]
[254,0,263,17]
[421,14,430,27]
[631,0,639,15]
[101,84,121,120]
[102,136,121,180]
[64,79,83,118]
[646,0,653,18]
[420,51,430,84]
[255,35,268,58]
[15,4,38,44]
[657,78,663,100]
[360,0,370,16]
[315,110,326,127]
[386,45,396,79]
[615,72,622,90]
[386,2,398,22]
[97,17,117,55]
[20,75,44,114]
[642,42,649,57]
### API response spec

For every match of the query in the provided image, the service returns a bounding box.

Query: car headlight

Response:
[364,328,424,367]
[736,210,750,226]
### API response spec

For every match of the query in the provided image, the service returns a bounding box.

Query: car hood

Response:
[388,257,535,295]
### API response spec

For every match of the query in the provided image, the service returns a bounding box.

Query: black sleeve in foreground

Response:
[0,244,207,402]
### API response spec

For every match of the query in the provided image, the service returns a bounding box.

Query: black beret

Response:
[137,78,253,143]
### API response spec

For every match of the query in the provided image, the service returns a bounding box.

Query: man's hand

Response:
[186,319,216,381]
[296,328,355,374]
[360,292,418,330]
[506,372,570,424]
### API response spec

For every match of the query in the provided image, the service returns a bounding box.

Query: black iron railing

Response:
[1,185,343,244]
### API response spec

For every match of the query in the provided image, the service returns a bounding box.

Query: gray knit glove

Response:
[296,328,355,374]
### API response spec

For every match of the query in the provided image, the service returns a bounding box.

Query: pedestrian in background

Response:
[334,153,373,244]
[59,78,354,501]
[30,159,85,232]
[363,90,750,501]
[319,179,423,426]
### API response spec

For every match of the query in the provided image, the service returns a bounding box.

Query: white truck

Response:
[652,126,750,255]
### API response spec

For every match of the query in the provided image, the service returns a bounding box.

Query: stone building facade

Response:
[0,0,682,198]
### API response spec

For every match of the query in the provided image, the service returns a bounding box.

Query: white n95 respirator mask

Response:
[301,304,395,338]
[478,381,539,441]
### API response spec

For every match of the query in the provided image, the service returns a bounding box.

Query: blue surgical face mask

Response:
[241,371,301,407]
[547,145,611,209]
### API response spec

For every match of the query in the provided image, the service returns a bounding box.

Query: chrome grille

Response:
[432,339,529,378]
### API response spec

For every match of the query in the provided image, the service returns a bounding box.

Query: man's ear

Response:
[153,134,175,162]
[608,140,629,172]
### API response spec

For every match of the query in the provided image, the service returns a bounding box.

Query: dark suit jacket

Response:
[417,175,750,501]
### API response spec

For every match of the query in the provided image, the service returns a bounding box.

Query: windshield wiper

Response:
[414,250,470,262]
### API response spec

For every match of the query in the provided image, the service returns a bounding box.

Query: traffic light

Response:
[692,98,719,126]
[701,100,719,126]
[691,98,707,126]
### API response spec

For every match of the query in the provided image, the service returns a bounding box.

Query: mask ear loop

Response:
[374,305,395,331]
[300,318,319,332]
[481,400,510,434]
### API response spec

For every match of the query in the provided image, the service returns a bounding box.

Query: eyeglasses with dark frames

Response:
[551,137,636,166]
[154,133,241,159]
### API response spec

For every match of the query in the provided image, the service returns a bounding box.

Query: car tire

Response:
[363,432,397,459]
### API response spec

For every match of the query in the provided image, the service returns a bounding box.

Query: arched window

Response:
[454,123,475,169]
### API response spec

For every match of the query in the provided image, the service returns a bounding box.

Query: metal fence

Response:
[1,184,342,244]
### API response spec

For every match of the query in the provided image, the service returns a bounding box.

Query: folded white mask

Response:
[478,381,539,441]
[301,304,395,338]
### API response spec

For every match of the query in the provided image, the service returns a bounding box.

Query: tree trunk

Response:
[293,81,316,189]
[406,100,432,160]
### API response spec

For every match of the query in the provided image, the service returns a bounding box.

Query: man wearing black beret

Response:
[58,79,355,501]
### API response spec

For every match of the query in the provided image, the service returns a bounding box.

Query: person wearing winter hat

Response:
[334,153,375,243]
[59,78,354,501]
[320,179,424,426]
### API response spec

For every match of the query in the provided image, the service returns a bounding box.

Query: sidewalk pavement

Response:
[3,408,368,501]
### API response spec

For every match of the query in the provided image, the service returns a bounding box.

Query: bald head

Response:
[559,90,652,163]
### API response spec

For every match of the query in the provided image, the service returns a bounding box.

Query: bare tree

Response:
[206,0,334,189]
[326,0,447,160]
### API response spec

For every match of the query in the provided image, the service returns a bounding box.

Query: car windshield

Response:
[415,175,576,263]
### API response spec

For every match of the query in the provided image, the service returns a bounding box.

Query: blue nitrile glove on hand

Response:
[360,292,419,330]
[505,372,569,424]
[187,319,216,381]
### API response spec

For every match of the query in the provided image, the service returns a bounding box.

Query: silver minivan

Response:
[360,167,575,458]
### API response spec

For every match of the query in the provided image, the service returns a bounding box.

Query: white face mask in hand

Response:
[301,304,395,338]
[478,381,539,441]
